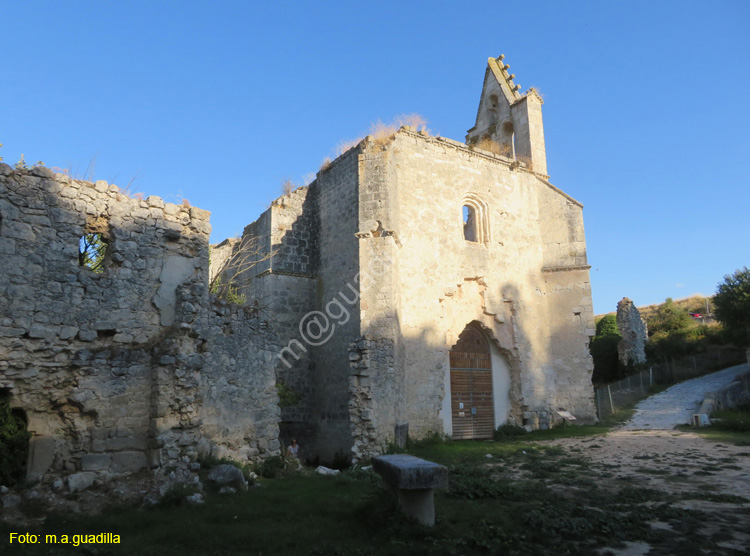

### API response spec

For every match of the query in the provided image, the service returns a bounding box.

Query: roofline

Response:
[535,176,583,208]
[393,128,583,208]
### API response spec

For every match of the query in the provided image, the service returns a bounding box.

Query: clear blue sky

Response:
[1,1,748,315]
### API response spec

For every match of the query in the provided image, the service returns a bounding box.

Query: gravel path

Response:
[621,362,750,430]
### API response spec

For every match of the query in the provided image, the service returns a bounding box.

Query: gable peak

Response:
[487,54,522,102]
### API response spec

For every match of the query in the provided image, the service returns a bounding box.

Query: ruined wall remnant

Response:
[616,297,648,366]
[0,164,281,493]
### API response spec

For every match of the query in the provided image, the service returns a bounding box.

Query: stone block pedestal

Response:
[372,454,448,526]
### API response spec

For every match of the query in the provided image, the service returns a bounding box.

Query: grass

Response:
[1,411,743,555]
[1,452,706,556]
[675,403,750,446]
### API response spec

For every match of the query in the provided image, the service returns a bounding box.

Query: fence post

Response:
[649,366,653,387]
[596,388,601,420]
[608,385,615,414]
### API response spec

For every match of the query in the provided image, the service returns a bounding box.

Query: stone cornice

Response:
[541,264,591,273]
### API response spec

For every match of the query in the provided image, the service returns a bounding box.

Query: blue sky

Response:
[1,1,748,315]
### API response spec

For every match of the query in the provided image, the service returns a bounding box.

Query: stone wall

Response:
[313,148,362,461]
[215,184,321,452]
[616,297,648,366]
[0,164,280,491]
[708,371,750,411]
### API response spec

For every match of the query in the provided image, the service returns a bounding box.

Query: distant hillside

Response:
[597,295,714,321]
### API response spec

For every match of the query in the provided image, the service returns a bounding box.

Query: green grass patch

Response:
[710,402,750,432]
[676,424,750,446]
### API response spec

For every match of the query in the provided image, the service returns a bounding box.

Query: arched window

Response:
[463,205,477,242]
[461,194,490,244]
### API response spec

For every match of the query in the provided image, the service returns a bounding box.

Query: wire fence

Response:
[594,346,747,421]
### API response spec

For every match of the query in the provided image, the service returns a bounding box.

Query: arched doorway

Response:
[449,325,495,439]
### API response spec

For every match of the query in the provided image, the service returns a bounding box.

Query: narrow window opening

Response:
[463,205,478,242]
[79,232,109,273]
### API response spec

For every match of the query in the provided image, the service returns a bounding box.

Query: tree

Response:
[590,314,622,384]
[714,267,750,347]
[78,232,108,273]
[647,298,692,336]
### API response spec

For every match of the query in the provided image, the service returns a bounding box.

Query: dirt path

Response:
[545,365,750,555]
[547,430,750,555]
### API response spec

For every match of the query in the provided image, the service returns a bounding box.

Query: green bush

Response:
[590,315,622,383]
[260,456,284,478]
[158,483,198,508]
[493,423,528,440]
[276,380,302,408]
[710,403,750,432]
[714,267,750,347]
[0,392,30,486]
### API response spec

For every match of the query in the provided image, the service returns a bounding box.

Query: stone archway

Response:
[449,325,495,439]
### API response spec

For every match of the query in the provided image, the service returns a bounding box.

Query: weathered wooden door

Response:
[450,327,495,440]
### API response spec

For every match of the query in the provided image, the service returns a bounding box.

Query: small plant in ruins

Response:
[332,113,430,158]
[276,380,302,408]
[370,113,429,146]
[209,277,246,305]
[209,233,276,305]
[280,178,295,196]
[473,137,513,158]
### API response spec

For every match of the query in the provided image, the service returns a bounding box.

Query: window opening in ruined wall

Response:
[79,232,108,273]
[461,195,489,244]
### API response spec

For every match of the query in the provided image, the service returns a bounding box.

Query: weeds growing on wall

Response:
[209,233,275,305]
[331,114,430,160]
[471,137,513,158]
[275,380,302,408]
[0,391,30,487]
[209,276,246,305]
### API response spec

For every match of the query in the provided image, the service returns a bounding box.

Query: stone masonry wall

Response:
[616,297,648,366]
[216,184,321,451]
[348,129,596,456]
[312,147,362,461]
[0,164,280,492]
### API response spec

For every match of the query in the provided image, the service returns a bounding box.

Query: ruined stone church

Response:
[215,55,597,461]
[0,55,596,488]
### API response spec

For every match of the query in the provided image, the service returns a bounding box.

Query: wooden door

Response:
[450,350,494,440]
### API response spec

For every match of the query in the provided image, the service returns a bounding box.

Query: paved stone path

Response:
[621,362,750,430]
